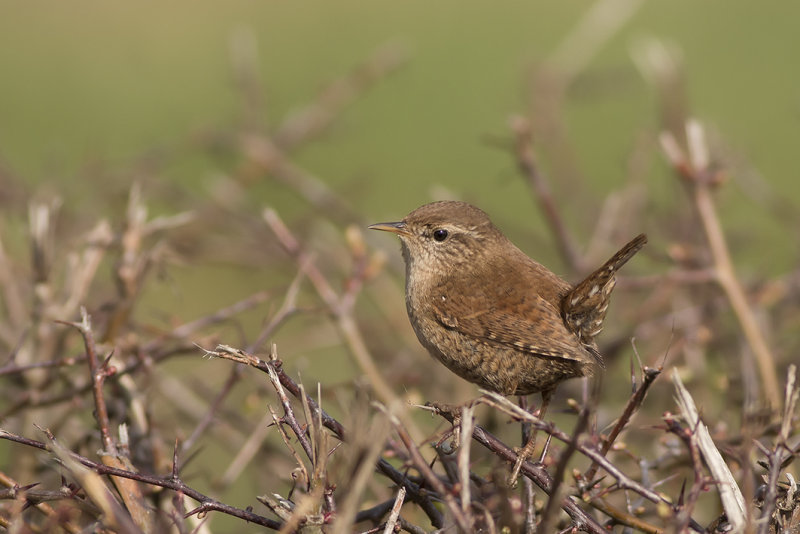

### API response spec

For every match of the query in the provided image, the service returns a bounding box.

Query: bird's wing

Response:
[431,284,591,364]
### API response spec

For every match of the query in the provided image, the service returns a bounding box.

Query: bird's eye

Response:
[432,229,449,242]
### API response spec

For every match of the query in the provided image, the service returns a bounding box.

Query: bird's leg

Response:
[538,433,553,463]
[508,389,553,486]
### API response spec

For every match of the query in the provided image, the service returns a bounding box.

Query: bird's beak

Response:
[368,221,410,236]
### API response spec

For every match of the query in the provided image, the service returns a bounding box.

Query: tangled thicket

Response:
[1,35,798,534]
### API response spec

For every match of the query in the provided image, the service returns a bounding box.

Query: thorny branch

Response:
[584,364,662,482]
[202,344,444,529]
[429,399,650,534]
[0,428,282,529]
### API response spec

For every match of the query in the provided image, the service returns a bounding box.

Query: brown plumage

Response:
[370,201,646,396]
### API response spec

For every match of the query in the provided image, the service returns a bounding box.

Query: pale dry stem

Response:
[660,122,781,408]
[671,368,746,530]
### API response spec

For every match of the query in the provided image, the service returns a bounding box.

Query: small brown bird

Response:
[369,201,646,400]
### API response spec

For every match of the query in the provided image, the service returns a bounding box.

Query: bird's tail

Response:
[562,233,647,348]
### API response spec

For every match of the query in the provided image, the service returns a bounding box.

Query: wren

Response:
[369,201,646,398]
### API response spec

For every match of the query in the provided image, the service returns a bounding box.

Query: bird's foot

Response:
[507,436,538,487]
[426,398,482,454]
[425,396,482,416]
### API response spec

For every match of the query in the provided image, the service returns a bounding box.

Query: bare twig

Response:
[262,208,421,441]
[0,353,82,377]
[458,404,474,516]
[203,345,443,528]
[511,116,583,272]
[266,358,315,462]
[591,497,664,534]
[218,409,276,489]
[538,397,593,533]
[274,42,409,151]
[250,263,307,351]
[182,365,244,455]
[169,290,270,341]
[0,471,83,534]
[235,40,410,225]
[381,487,406,534]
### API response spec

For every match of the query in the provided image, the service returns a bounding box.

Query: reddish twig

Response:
[375,402,473,532]
[584,364,661,482]
[57,308,114,452]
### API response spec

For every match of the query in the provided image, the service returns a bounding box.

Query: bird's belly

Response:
[409,312,583,396]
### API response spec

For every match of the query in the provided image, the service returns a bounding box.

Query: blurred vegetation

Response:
[0,1,798,532]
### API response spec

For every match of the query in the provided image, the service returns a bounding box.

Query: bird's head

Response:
[369,201,503,277]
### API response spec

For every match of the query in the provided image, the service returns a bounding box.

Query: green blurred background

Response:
[1,0,797,246]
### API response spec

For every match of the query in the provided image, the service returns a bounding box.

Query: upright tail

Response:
[562,233,647,348]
